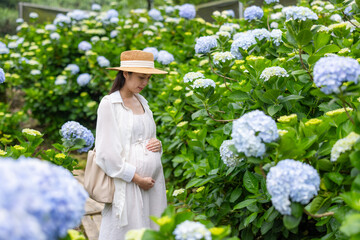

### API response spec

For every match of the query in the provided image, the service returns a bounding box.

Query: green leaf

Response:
[52,143,65,152]
[309,196,326,214]
[191,109,207,120]
[350,151,360,170]
[283,215,302,230]
[297,30,313,46]
[317,159,333,171]
[233,199,257,210]
[315,44,341,56]
[142,229,167,240]
[352,175,360,192]
[244,212,257,227]
[185,178,203,189]
[327,172,344,185]
[230,187,242,203]
[341,192,360,211]
[267,105,283,116]
[228,91,250,101]
[261,221,273,235]
[279,95,304,102]
[291,202,303,218]
[340,213,360,236]
[174,211,195,225]
[243,171,259,194]
[314,32,330,51]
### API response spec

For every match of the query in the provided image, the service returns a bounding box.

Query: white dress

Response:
[98,103,167,240]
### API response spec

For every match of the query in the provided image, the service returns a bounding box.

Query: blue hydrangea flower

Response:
[0,47,9,54]
[110,30,118,38]
[77,73,92,87]
[220,140,244,167]
[0,157,88,239]
[65,64,80,75]
[266,159,320,215]
[179,4,196,20]
[314,56,360,94]
[106,9,118,20]
[0,208,46,240]
[223,9,235,18]
[109,17,119,24]
[249,28,271,41]
[69,10,89,21]
[148,9,163,21]
[270,29,283,46]
[97,56,110,67]
[231,110,278,157]
[45,24,57,31]
[244,6,264,21]
[78,41,92,51]
[165,6,175,14]
[231,32,256,59]
[265,0,279,4]
[282,6,318,21]
[0,41,6,48]
[157,50,174,65]
[173,220,211,240]
[60,121,94,152]
[143,47,159,60]
[91,3,101,11]
[53,13,71,26]
[195,36,218,54]
[0,68,5,84]
[344,5,354,16]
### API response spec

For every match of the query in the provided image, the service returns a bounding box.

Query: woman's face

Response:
[123,71,152,93]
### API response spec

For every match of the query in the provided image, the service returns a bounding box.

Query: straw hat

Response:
[106,50,167,74]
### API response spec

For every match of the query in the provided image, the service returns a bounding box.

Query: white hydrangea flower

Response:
[55,75,67,85]
[220,140,243,167]
[260,66,288,81]
[330,14,342,22]
[143,30,154,36]
[216,31,231,38]
[192,78,216,89]
[173,188,185,196]
[331,132,360,162]
[173,221,211,240]
[212,51,235,65]
[183,72,204,83]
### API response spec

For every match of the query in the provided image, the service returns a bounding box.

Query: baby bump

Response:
[131,144,163,179]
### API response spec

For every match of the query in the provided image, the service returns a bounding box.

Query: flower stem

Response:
[208,54,237,82]
[203,101,235,122]
[303,209,334,218]
[342,11,360,29]
[298,48,313,81]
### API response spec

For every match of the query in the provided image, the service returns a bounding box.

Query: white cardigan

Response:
[95,90,151,226]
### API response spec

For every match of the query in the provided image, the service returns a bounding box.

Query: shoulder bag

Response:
[84,148,115,203]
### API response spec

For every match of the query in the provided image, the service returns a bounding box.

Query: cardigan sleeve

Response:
[95,96,136,182]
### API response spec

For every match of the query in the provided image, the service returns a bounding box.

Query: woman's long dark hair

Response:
[109,71,132,94]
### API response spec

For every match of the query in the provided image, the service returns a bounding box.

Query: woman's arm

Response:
[95,97,136,183]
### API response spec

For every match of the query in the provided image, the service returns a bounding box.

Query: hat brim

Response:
[106,67,168,74]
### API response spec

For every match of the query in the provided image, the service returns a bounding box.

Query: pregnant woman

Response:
[95,50,167,240]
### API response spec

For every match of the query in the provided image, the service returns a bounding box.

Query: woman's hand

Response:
[146,138,162,152]
[132,173,155,190]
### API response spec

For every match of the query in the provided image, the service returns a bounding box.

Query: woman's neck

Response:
[119,88,135,100]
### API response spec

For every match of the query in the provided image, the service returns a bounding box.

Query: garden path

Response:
[73,169,104,240]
